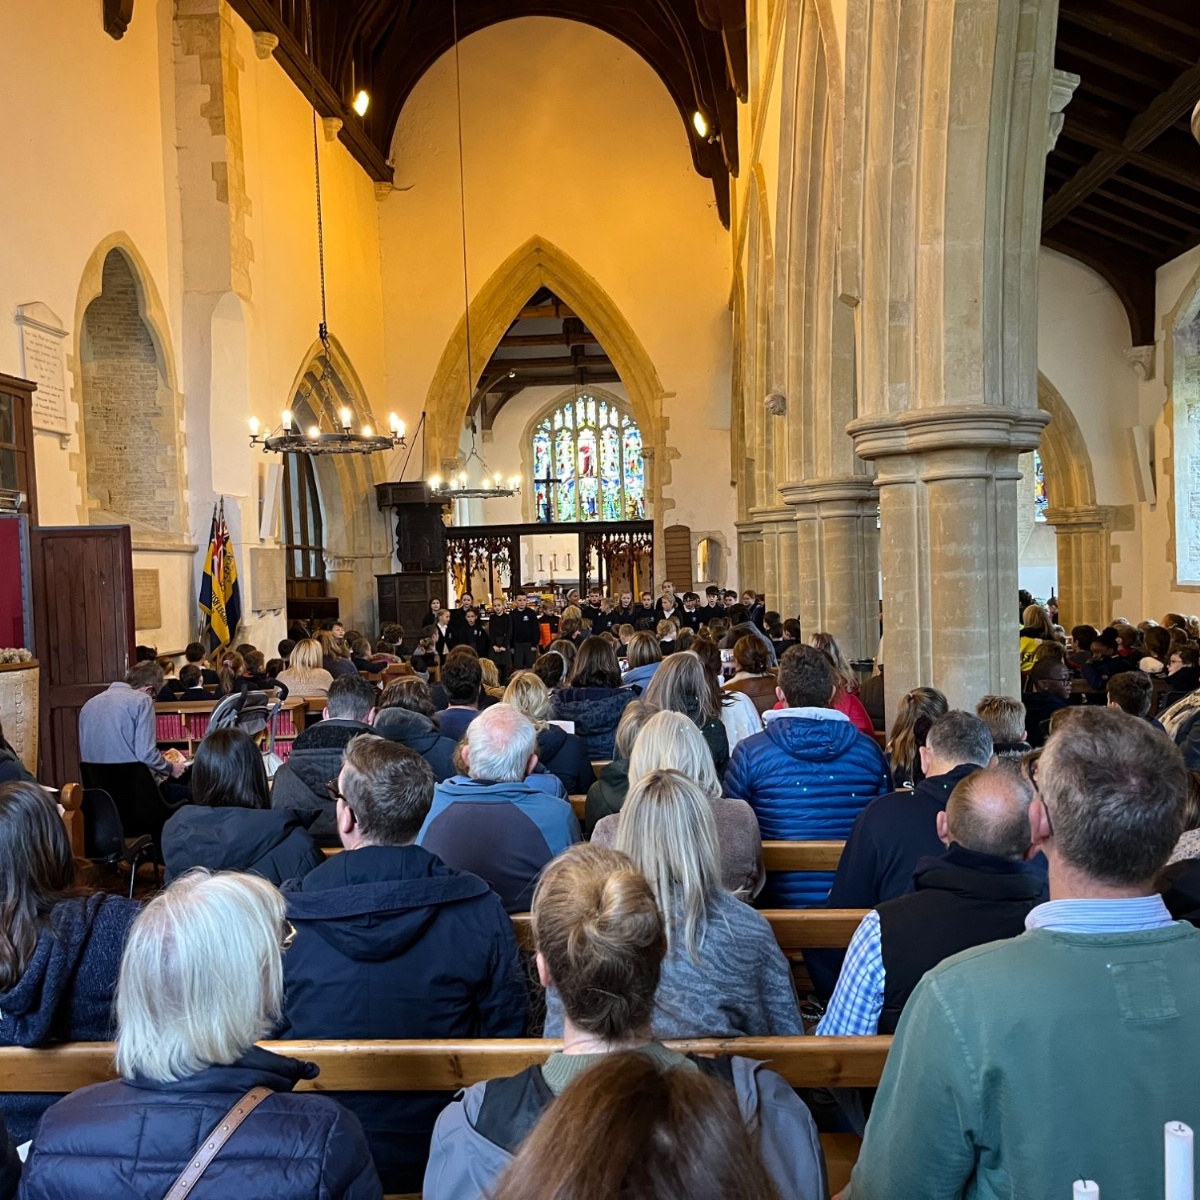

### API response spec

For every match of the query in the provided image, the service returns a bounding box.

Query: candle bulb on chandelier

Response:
[308,425,320,439]
[248,416,260,436]
[281,410,294,431]
[361,424,373,437]
[389,413,404,436]
[340,407,353,431]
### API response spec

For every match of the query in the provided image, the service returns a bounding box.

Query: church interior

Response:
[1,0,1200,1197]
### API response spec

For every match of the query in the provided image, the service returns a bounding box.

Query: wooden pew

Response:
[59,782,85,858]
[511,908,866,953]
[0,1037,888,1195]
[763,840,845,873]
[155,696,309,754]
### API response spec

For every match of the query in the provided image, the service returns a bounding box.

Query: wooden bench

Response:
[59,782,84,857]
[0,1037,888,1196]
[155,696,309,754]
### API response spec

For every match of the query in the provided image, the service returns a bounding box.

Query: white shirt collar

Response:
[1025,895,1176,934]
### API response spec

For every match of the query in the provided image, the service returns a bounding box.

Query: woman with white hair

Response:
[20,871,381,1200]
[592,710,764,899]
[547,769,801,1041]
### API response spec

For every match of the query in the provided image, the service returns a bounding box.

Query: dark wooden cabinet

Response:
[375,482,446,572]
[0,374,38,525]
[377,572,444,634]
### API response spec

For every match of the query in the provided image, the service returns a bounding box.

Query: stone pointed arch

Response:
[1038,371,1112,628]
[423,236,670,528]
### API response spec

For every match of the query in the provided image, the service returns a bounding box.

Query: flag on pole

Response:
[199,498,242,653]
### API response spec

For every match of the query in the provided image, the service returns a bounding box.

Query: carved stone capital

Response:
[1124,344,1156,381]
[1047,68,1081,154]
[322,117,343,141]
[847,405,1050,465]
[252,31,279,60]
[1042,504,1115,532]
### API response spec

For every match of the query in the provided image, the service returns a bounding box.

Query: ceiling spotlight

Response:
[692,109,709,139]
[508,369,516,378]
[352,89,370,117]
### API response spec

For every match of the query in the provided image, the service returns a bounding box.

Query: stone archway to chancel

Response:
[421,235,672,575]
[1037,371,1113,630]
[281,336,393,629]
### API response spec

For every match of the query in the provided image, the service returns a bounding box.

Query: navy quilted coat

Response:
[724,709,890,906]
[18,1047,381,1199]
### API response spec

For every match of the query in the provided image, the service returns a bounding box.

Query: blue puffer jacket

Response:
[18,1047,381,1199]
[724,708,890,906]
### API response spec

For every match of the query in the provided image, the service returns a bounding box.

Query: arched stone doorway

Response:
[422,235,671,574]
[1038,371,1112,629]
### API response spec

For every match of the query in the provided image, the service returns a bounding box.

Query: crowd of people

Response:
[0,585,1198,1196]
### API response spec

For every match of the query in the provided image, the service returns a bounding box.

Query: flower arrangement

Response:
[0,649,33,665]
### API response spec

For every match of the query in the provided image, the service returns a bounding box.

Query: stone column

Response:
[735,520,765,594]
[1043,504,1113,630]
[848,407,1047,714]
[323,552,392,632]
[753,507,799,616]
[781,478,880,659]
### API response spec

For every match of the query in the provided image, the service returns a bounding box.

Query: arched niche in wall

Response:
[73,237,187,542]
[423,235,671,559]
[1038,371,1112,628]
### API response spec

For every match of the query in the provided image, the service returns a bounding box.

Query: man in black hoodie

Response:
[280,735,526,1193]
[818,762,1044,1037]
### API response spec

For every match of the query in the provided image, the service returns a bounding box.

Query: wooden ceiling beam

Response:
[1055,39,1171,92]
[497,333,600,349]
[482,354,614,371]
[1093,185,1200,235]
[1073,201,1184,251]
[513,303,580,321]
[1043,60,1200,231]
[1058,8,1198,67]
[1104,0,1200,39]
[1060,211,1177,257]
[1108,173,1200,219]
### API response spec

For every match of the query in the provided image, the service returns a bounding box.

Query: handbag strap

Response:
[163,1086,274,1200]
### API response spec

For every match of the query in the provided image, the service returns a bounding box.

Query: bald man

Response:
[817,762,1046,1037]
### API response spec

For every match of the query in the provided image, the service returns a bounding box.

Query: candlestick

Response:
[340,407,353,430]
[248,416,260,436]
[281,410,294,431]
[1072,1183,1098,1199]
[1166,1122,1194,1200]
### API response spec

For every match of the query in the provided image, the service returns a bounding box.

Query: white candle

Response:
[1072,1183,1098,1199]
[1166,1122,1194,1200]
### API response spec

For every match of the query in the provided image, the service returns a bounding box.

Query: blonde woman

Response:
[478,657,506,703]
[275,638,333,699]
[549,773,800,1040]
[592,709,764,899]
[503,671,591,794]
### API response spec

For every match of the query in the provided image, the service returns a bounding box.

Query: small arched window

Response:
[531,393,645,523]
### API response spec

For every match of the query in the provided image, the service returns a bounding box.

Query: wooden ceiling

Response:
[476,288,618,433]
[226,0,745,226]
[1044,0,1200,345]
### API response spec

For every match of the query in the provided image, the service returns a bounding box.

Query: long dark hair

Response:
[191,728,270,810]
[0,781,80,990]
[569,636,623,689]
[216,651,245,696]
[490,1051,780,1200]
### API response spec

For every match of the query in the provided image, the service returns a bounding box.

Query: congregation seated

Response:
[161,728,323,886]
[271,674,376,843]
[690,635,761,751]
[503,671,592,795]
[818,762,1043,1039]
[372,677,458,781]
[425,842,822,1200]
[827,710,996,912]
[556,769,796,1038]
[721,634,778,716]
[0,781,139,1143]
[643,650,730,775]
[1107,669,1164,730]
[1023,658,1071,746]
[843,708,1200,1199]
[1166,644,1200,694]
[417,705,580,912]
[725,645,890,906]
[1080,626,1138,689]
[433,650,482,741]
[811,631,874,737]
[318,630,358,679]
[583,699,657,835]
[592,711,763,899]
[184,639,220,687]
[974,694,1031,760]
[170,662,212,702]
[882,685,948,787]
[1156,770,1200,924]
[19,871,381,1199]
[236,648,288,699]
[274,638,333,699]
[78,660,187,783]
[550,637,637,759]
[531,649,567,692]
[621,630,662,691]
[281,734,525,1193]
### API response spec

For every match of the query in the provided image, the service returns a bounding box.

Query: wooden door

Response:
[30,525,135,787]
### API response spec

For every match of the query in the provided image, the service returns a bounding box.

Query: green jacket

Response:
[850,923,1200,1200]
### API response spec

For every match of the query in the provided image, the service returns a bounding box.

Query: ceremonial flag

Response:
[199,498,242,653]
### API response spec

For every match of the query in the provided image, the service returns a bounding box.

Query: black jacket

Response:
[509,608,540,646]
[827,765,983,911]
[486,613,512,655]
[1158,856,1200,925]
[536,725,593,794]
[0,893,140,1141]
[280,846,527,1193]
[372,707,458,780]
[19,1046,380,1200]
[584,759,629,835]
[1023,691,1070,747]
[451,624,492,659]
[161,806,324,886]
[876,845,1045,1033]
[270,719,375,843]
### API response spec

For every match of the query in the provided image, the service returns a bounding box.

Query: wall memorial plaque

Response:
[132,568,162,630]
[250,546,286,613]
[15,303,69,438]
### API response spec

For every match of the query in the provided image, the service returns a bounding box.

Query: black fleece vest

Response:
[877,854,1043,1034]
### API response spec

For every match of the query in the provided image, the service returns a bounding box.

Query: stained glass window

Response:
[1033,449,1048,523]
[532,394,645,522]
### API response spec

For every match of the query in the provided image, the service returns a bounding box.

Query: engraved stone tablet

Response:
[133,568,162,630]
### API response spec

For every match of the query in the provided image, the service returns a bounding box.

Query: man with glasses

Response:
[1023,658,1072,748]
[280,734,526,1194]
[842,708,1200,1200]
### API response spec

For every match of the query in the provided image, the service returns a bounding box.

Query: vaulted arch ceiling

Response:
[225,0,744,226]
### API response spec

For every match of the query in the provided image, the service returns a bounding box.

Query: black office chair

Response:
[80,788,155,899]
[79,762,181,844]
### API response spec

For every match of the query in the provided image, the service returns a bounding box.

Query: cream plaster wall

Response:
[379,18,735,580]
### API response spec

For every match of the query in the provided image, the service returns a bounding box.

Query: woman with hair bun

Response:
[422,841,823,1200]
